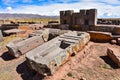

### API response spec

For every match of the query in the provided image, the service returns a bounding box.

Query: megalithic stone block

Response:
[6,36,45,57]
[6,28,69,58]
[88,31,112,42]
[25,31,90,76]
[0,30,3,42]
[107,47,120,67]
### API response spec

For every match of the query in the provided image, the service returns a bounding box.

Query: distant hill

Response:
[0,13,59,19]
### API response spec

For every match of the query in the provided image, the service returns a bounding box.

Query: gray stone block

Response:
[26,31,90,75]
[0,30,3,42]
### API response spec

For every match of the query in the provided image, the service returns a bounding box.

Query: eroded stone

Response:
[107,47,120,67]
[25,31,90,75]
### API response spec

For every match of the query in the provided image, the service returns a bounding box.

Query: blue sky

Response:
[0,0,120,18]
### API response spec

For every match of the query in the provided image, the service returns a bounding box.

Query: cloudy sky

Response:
[0,0,120,18]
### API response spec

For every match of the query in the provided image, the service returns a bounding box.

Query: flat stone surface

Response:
[88,31,112,42]
[107,47,120,67]
[6,36,45,57]
[113,27,120,35]
[26,31,90,75]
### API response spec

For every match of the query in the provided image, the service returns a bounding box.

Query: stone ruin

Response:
[6,28,69,57]
[0,24,19,36]
[88,31,112,42]
[4,8,120,78]
[107,47,120,67]
[87,30,120,45]
[6,28,90,75]
[60,9,97,31]
[97,18,120,25]
[59,9,120,35]
[25,31,90,75]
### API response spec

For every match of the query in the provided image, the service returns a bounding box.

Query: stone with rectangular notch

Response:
[25,31,90,75]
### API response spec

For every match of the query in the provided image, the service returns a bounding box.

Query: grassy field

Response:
[0,18,60,24]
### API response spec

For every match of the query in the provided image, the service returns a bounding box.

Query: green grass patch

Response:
[67,72,73,77]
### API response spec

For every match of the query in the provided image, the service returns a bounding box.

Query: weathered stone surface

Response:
[117,38,120,45]
[29,28,69,40]
[26,31,90,75]
[0,30,3,42]
[110,39,117,44]
[88,31,112,42]
[6,36,45,57]
[107,47,120,67]
[6,28,69,58]
[60,9,97,30]
[29,28,49,41]
[113,27,120,35]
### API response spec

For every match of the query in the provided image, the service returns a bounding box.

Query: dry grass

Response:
[0,35,21,51]
[0,18,60,24]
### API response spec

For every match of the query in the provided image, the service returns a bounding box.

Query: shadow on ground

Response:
[0,51,15,61]
[16,61,44,80]
[100,56,118,69]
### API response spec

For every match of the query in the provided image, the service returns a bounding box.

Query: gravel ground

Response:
[0,41,120,80]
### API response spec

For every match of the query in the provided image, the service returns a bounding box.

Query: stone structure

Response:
[0,24,19,36]
[60,9,120,34]
[6,36,45,57]
[6,29,49,57]
[107,47,120,67]
[97,18,120,25]
[60,9,97,30]
[6,29,69,57]
[0,24,19,31]
[0,30,3,42]
[26,31,90,75]
[88,31,112,42]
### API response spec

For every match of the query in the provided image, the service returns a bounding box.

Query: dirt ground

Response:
[0,41,120,80]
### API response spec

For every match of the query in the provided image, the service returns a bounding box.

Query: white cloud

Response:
[2,0,32,5]
[2,0,19,5]
[6,6,12,11]
[98,0,120,5]
[1,0,120,18]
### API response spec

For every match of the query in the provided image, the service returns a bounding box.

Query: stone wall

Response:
[60,9,97,30]
[60,10,74,26]
[97,18,120,25]
[89,25,120,35]
[90,25,114,32]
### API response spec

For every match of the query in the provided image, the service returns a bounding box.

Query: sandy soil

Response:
[0,41,120,80]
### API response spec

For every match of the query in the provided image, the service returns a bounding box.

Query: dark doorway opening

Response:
[84,20,89,25]
[63,20,67,24]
